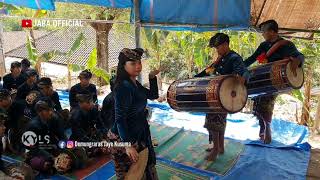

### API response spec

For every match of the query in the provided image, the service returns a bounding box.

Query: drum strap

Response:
[266,39,290,58]
[257,39,290,64]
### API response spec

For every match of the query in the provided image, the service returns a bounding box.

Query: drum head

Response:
[286,62,304,89]
[219,76,247,113]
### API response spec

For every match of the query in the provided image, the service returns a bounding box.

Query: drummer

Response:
[244,19,304,144]
[195,33,250,161]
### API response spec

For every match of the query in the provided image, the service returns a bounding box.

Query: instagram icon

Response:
[67,141,74,149]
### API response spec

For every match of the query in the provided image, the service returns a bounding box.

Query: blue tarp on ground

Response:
[56,92,310,179]
[147,101,311,179]
[148,101,310,150]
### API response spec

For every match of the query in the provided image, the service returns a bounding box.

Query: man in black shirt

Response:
[37,77,62,112]
[16,69,39,100]
[244,20,304,144]
[25,101,66,174]
[69,70,97,110]
[3,61,25,92]
[195,33,249,161]
[70,92,106,142]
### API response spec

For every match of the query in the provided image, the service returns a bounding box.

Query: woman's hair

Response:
[114,48,144,89]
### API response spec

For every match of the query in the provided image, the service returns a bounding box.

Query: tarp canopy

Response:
[56,0,132,8]
[1,0,320,33]
[1,0,55,10]
[136,0,251,31]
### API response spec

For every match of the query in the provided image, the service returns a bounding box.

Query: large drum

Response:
[247,59,304,97]
[167,75,247,114]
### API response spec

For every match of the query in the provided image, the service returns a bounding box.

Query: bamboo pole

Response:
[301,67,312,126]
[0,22,6,76]
[314,96,320,132]
[134,0,143,84]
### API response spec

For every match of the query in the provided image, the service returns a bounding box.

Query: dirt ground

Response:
[307,148,320,180]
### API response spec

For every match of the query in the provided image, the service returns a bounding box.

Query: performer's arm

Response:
[287,42,305,67]
[232,56,250,82]
[142,76,159,100]
[194,63,215,77]
[114,82,133,142]
[244,43,264,67]
[194,69,208,77]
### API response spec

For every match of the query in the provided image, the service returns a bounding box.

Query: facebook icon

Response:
[58,141,66,149]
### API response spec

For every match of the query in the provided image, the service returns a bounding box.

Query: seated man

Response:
[37,77,62,112]
[70,92,107,142]
[0,90,12,136]
[25,101,67,174]
[0,113,34,179]
[69,70,97,110]
[3,61,25,92]
[20,58,39,80]
[6,91,42,154]
[16,69,39,100]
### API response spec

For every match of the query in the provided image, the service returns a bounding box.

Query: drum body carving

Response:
[247,59,304,97]
[167,75,247,114]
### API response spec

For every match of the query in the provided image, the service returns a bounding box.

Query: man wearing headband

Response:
[3,61,25,91]
[16,69,39,100]
[195,33,250,161]
[70,90,106,142]
[37,77,63,112]
[69,70,97,110]
[244,19,304,144]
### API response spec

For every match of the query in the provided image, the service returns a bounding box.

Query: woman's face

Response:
[124,60,142,77]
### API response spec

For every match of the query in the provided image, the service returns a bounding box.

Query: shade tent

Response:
[0,0,55,10]
[2,0,320,33]
[56,0,132,8]
[251,0,320,32]
[135,0,251,31]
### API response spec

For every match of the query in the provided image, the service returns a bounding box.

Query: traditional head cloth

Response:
[78,69,92,79]
[37,77,53,88]
[118,48,144,62]
[25,69,38,78]
[208,33,230,48]
[10,61,21,69]
[34,100,52,112]
[259,19,279,32]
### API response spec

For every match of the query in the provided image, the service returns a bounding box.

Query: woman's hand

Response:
[149,68,161,79]
[125,146,139,163]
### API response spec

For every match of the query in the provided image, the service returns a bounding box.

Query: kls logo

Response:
[21,131,50,147]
